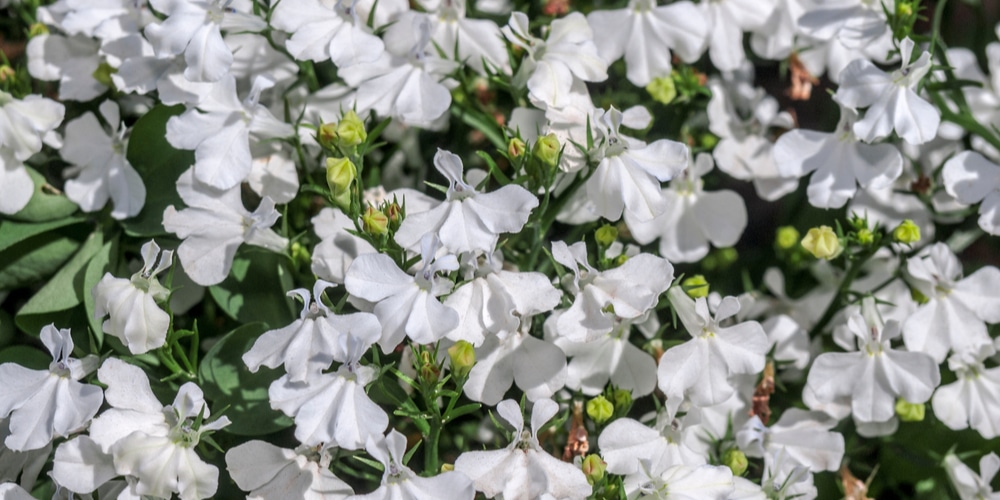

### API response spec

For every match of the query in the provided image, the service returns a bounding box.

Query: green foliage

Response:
[208,249,296,329]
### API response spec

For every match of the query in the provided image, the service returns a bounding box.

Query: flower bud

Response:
[508,137,527,158]
[611,388,632,412]
[801,226,841,260]
[775,226,800,250]
[317,122,338,150]
[857,228,874,246]
[361,206,389,236]
[385,201,403,230]
[646,75,677,105]
[892,219,920,244]
[723,449,748,476]
[581,454,607,484]
[682,275,709,299]
[910,287,929,305]
[895,399,925,422]
[29,23,48,38]
[326,157,356,211]
[92,63,115,87]
[595,224,618,248]
[533,133,561,168]
[336,110,367,147]
[586,395,614,424]
[447,340,475,378]
[440,463,455,473]
[417,350,439,385]
[0,65,15,83]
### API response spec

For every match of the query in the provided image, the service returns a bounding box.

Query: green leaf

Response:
[121,105,194,237]
[0,216,86,253]
[0,345,50,370]
[208,249,295,328]
[0,310,14,349]
[7,167,79,222]
[0,232,82,291]
[445,402,482,422]
[83,236,118,348]
[198,322,293,435]
[16,230,104,338]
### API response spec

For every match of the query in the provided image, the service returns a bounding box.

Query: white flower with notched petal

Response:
[597,410,707,476]
[700,0,776,72]
[623,460,735,500]
[0,325,102,451]
[834,37,940,145]
[464,318,567,405]
[944,452,1000,500]
[736,409,844,473]
[352,429,475,500]
[931,344,1000,439]
[226,441,354,499]
[93,240,172,355]
[386,0,508,75]
[271,0,385,67]
[942,150,1000,235]
[454,399,591,499]
[0,90,64,215]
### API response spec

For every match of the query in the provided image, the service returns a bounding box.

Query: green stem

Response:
[807,247,880,338]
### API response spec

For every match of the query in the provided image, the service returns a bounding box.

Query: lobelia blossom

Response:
[700,0,776,72]
[162,168,288,286]
[394,149,538,255]
[797,0,892,53]
[144,0,266,82]
[0,90,64,215]
[50,435,122,496]
[597,410,708,476]
[0,419,51,491]
[226,441,354,499]
[622,459,734,499]
[628,153,748,263]
[902,242,1000,363]
[454,399,591,499]
[61,100,146,219]
[87,358,231,500]
[736,408,845,473]
[502,11,608,109]
[773,100,904,209]
[586,107,689,225]
[942,150,1000,235]
[586,0,707,86]
[26,33,105,101]
[463,317,567,405]
[834,37,940,145]
[349,429,475,500]
[270,0,385,67]
[552,240,673,343]
[931,344,1000,439]
[310,207,379,284]
[806,297,940,428]
[944,452,1000,500]
[268,317,388,450]
[166,74,295,190]
[93,240,173,355]
[0,325,102,451]
[244,280,383,383]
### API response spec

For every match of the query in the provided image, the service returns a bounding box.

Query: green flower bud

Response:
[586,395,614,424]
[801,226,841,260]
[893,219,920,244]
[326,157,356,211]
[508,137,527,158]
[595,224,618,248]
[317,122,338,150]
[700,133,719,149]
[29,23,48,38]
[533,133,561,168]
[417,350,439,385]
[361,206,389,236]
[682,275,709,299]
[775,226,800,250]
[646,76,677,105]
[611,388,632,412]
[447,340,476,378]
[0,65,15,83]
[910,287,929,305]
[582,454,607,485]
[92,62,116,87]
[336,110,367,147]
[857,228,874,246]
[723,449,748,476]
[895,399,925,422]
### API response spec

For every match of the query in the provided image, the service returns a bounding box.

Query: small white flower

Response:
[931,344,1000,439]
[942,150,1000,235]
[464,319,567,405]
[352,429,475,500]
[944,452,1000,500]
[0,91,64,215]
[226,441,354,499]
[736,409,844,473]
[93,240,173,355]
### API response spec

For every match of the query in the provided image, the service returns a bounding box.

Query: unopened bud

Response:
[447,341,476,378]
[582,454,607,484]
[776,226,800,250]
[723,449,748,476]
[418,350,439,385]
[895,399,925,422]
[508,137,527,158]
[0,65,14,83]
[910,287,929,305]
[440,463,455,473]
[92,63,115,87]
[595,224,618,248]
[533,133,561,168]
[385,201,403,230]
[336,110,367,147]
[318,122,338,150]
[326,157,356,211]
[892,219,920,245]
[362,206,388,235]
[646,75,676,105]
[682,275,709,299]
[611,388,632,412]
[857,228,874,246]
[801,226,841,260]
[29,23,48,38]
[586,395,614,424]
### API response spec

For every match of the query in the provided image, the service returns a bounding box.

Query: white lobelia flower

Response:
[707,71,798,201]
[270,0,385,67]
[226,441,354,499]
[0,418,52,491]
[144,0,266,82]
[0,325,102,451]
[93,240,173,355]
[942,150,1000,235]
[50,435,119,496]
[806,297,940,426]
[552,240,673,343]
[0,90,64,215]
[797,0,892,51]
[243,280,383,383]
[586,107,689,225]
[657,288,768,415]
[464,318,567,405]
[26,33,105,101]
[944,452,1000,500]
[834,37,940,145]
[597,410,708,476]
[502,11,608,109]
[902,242,1000,363]
[351,429,475,500]
[268,320,388,450]
[628,153,747,263]
[700,0,776,72]
[345,234,460,353]
[107,33,216,106]
[454,399,592,500]
[166,74,294,190]
[749,0,811,62]
[162,168,288,287]
[395,149,538,255]
[88,358,231,500]
[62,100,146,219]
[759,449,818,500]
[736,409,844,473]
[586,0,707,87]
[931,344,1000,439]
[773,100,903,209]
[622,460,735,500]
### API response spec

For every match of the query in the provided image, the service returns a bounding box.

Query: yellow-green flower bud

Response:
[801,226,841,260]
[326,157,356,211]
[417,350,439,385]
[646,75,676,105]
[581,454,607,485]
[508,137,527,158]
[362,206,389,235]
[700,133,719,149]
[892,219,920,244]
[723,449,748,476]
[895,399,925,422]
[611,388,632,411]
[385,201,403,231]
[92,63,115,87]
[613,254,628,267]
[29,23,48,38]
[910,287,929,305]
[897,1,913,16]
[682,275,709,299]
[533,133,561,168]
[317,122,338,150]
[586,395,614,424]
[776,226,800,250]
[857,228,874,246]
[447,340,476,378]
[595,224,618,248]
[440,463,455,473]
[0,65,14,83]
[336,110,367,147]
